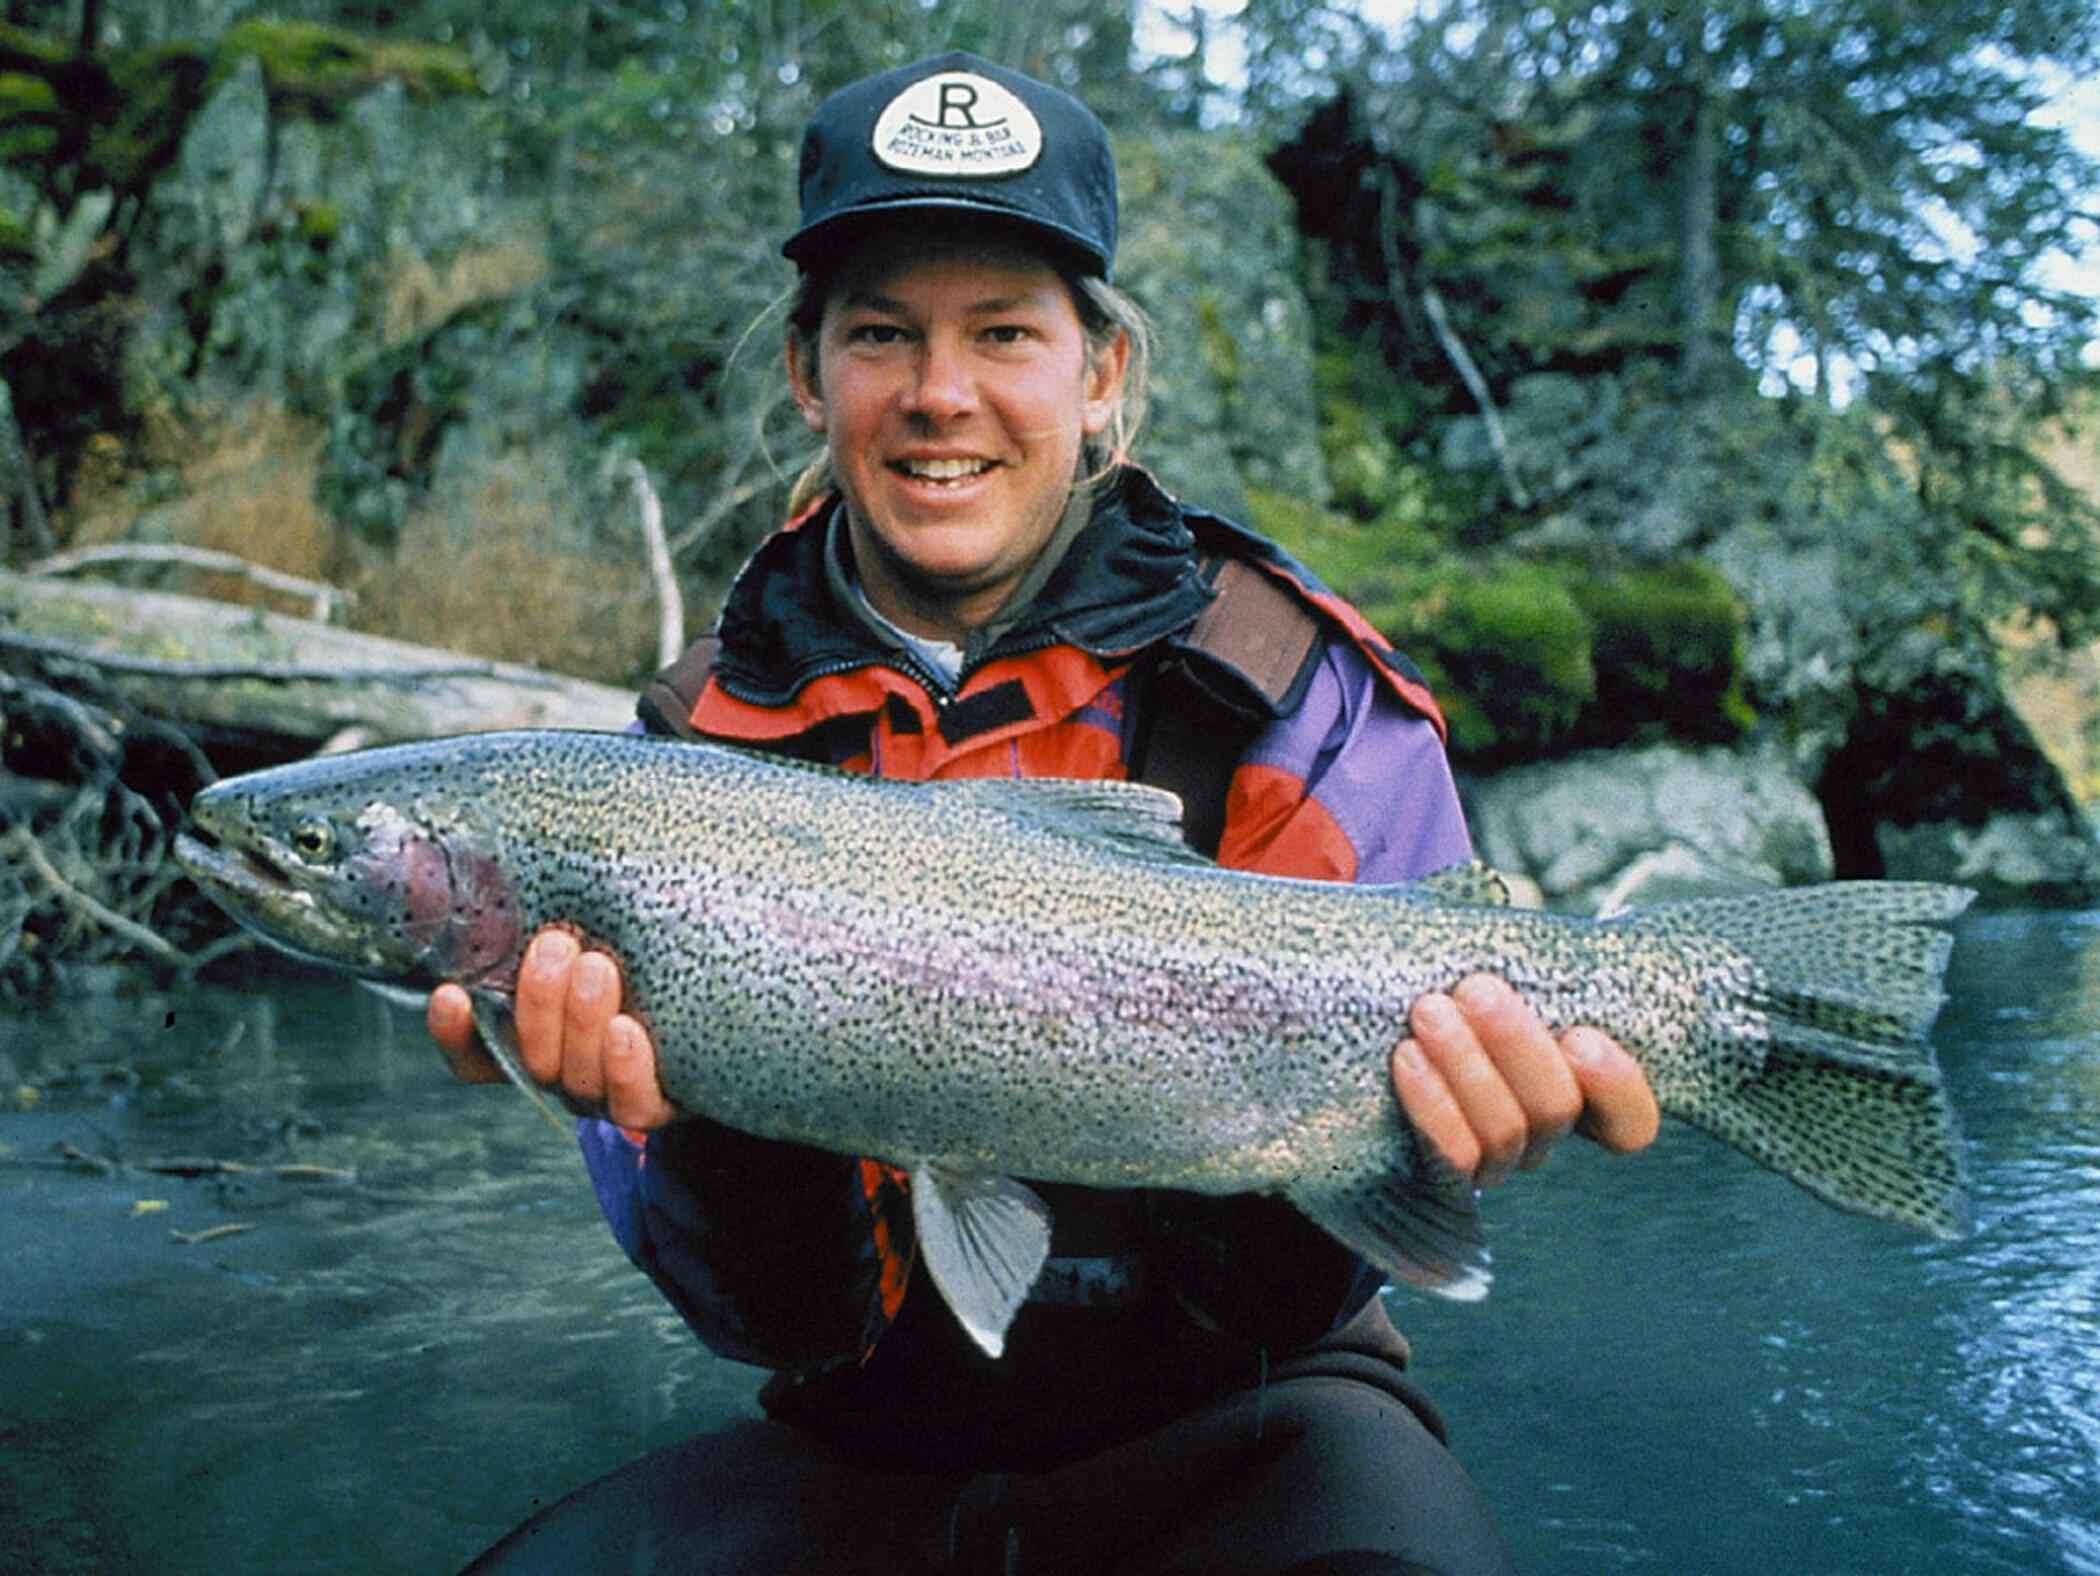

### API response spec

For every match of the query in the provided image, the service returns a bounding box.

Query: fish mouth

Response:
[172,829,299,907]
[173,828,400,976]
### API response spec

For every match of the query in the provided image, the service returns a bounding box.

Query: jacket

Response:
[579,466,1474,1469]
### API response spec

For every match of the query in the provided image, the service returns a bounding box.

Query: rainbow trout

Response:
[174,729,1970,1356]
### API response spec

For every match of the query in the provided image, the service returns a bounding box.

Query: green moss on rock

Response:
[295,200,341,247]
[214,20,479,120]
[1565,559,1754,749]
[0,207,32,268]
[1241,485,1755,764]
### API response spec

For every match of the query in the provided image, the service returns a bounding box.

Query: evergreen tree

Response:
[1238,0,2100,642]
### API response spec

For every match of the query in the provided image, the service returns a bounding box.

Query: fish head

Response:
[174,760,526,987]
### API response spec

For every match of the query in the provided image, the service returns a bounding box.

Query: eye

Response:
[845,322,910,346]
[289,817,338,864]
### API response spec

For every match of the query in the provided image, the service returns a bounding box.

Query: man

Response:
[442,52,1658,1575]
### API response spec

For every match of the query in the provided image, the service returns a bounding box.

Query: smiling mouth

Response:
[893,457,995,484]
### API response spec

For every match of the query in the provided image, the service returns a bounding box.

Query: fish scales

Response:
[174,728,1973,1357]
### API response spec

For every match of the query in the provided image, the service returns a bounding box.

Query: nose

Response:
[902,333,975,424]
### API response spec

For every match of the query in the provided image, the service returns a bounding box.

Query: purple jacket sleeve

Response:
[1221,633,1473,885]
[578,1115,890,1369]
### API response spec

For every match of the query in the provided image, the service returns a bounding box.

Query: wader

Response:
[463,1297,1514,1575]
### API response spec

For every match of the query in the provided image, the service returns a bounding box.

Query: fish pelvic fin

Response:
[1635,882,1973,1238]
[909,1168,1055,1359]
[1284,1149,1490,1303]
[468,990,576,1140]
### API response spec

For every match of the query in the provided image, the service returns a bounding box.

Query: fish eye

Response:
[289,816,338,864]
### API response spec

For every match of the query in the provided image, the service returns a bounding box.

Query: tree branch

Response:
[1380,168,1531,510]
[26,543,354,622]
[616,457,684,670]
[0,628,558,688]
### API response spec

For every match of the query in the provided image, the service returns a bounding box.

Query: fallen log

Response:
[0,570,636,747]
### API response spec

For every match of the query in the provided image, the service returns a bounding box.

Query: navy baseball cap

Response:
[783,52,1119,279]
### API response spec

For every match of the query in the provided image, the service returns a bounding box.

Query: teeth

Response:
[899,458,992,480]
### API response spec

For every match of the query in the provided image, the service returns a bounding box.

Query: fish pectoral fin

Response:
[1285,1154,1491,1303]
[467,989,575,1139]
[910,1168,1054,1360]
[358,980,434,1013]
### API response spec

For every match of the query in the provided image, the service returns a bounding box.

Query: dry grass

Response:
[379,228,547,347]
[50,398,660,687]
[352,467,659,683]
[60,403,338,611]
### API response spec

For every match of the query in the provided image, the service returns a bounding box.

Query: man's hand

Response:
[426,929,678,1131]
[1391,973,1660,1188]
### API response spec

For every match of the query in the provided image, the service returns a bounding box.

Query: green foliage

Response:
[1564,560,1754,750]
[1245,486,1751,764]
[0,207,31,269]
[1310,339,1457,528]
[66,45,210,212]
[0,69,59,143]
[1250,0,2100,643]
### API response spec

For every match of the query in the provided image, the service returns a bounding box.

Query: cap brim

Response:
[781,197,1111,278]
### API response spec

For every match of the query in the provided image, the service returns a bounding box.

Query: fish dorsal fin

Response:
[1284,1151,1491,1304]
[694,741,1213,868]
[910,1167,1055,1359]
[947,777,1214,868]
[1416,861,1514,907]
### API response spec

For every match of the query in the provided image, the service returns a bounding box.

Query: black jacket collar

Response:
[710,468,1215,706]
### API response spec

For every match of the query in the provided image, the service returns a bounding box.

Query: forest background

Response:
[5,0,2100,970]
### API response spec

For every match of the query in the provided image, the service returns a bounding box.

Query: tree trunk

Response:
[1677,82,1721,393]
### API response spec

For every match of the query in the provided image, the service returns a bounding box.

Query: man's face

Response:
[788,237,1127,641]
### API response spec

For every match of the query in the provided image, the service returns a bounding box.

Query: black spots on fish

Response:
[1685,1044,1965,1236]
[1608,881,1969,1235]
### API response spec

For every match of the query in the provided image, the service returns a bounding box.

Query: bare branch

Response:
[3,824,188,965]
[25,543,354,622]
[617,458,685,670]
[668,473,773,561]
[1378,167,1532,511]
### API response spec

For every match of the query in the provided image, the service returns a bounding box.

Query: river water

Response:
[1,908,2095,1574]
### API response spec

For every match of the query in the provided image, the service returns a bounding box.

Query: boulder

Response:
[1115,131,1329,522]
[1461,742,1833,914]
[1876,812,2100,908]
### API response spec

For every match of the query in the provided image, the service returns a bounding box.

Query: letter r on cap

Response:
[936,82,982,127]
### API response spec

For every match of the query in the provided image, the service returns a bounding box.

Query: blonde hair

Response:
[783,261,1153,518]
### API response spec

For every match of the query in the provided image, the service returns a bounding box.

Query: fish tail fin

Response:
[1637,881,1973,1237]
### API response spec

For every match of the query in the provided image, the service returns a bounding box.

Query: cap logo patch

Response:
[872,71,1043,178]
